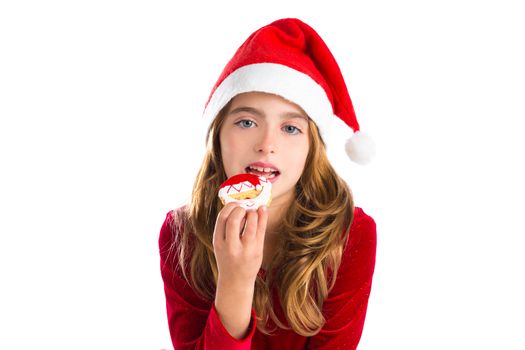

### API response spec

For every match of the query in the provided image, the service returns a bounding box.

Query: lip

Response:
[245,161,281,184]
[263,173,279,184]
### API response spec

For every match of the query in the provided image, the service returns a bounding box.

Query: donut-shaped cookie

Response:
[218,173,272,210]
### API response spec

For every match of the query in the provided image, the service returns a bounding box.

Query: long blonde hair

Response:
[171,100,354,336]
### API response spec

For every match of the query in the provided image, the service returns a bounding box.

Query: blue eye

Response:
[235,120,256,128]
[283,125,301,135]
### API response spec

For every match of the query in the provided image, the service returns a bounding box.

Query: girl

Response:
[159,18,377,350]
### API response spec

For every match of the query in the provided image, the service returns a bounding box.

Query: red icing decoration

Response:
[219,173,261,189]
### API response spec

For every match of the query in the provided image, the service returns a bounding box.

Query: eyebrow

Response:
[228,106,308,122]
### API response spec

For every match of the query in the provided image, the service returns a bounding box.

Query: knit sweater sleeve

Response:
[307,207,377,350]
[159,210,257,350]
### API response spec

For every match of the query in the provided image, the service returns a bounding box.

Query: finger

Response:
[241,210,258,241]
[213,202,241,245]
[224,206,246,242]
[255,206,268,244]
[239,216,247,235]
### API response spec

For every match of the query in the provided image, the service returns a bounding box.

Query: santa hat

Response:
[203,18,375,165]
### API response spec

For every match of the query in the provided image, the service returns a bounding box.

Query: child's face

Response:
[219,92,310,207]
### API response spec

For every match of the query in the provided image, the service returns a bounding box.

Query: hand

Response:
[212,202,268,286]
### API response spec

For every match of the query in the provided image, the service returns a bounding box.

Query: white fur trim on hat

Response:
[203,63,334,141]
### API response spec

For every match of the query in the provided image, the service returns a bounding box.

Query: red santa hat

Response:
[203,18,375,165]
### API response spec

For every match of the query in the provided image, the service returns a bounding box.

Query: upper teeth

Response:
[248,165,276,173]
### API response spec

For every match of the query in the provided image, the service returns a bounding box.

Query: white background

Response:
[1,1,524,349]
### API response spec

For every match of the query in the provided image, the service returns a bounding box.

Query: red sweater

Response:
[159,207,376,350]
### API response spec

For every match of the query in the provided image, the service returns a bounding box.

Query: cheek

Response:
[286,138,310,176]
[296,136,310,160]
[220,130,245,176]
[221,134,241,158]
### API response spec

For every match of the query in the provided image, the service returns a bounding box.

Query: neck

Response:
[266,206,282,235]
[265,192,293,236]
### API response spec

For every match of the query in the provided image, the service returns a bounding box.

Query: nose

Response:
[254,127,276,154]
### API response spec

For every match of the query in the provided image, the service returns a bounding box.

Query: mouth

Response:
[245,164,280,181]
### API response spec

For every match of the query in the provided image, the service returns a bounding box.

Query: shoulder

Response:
[159,206,187,241]
[158,206,188,269]
[337,206,377,284]
[347,206,377,246]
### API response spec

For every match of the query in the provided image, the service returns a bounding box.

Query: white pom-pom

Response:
[345,131,376,165]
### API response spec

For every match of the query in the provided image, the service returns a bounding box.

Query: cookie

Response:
[218,173,272,210]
